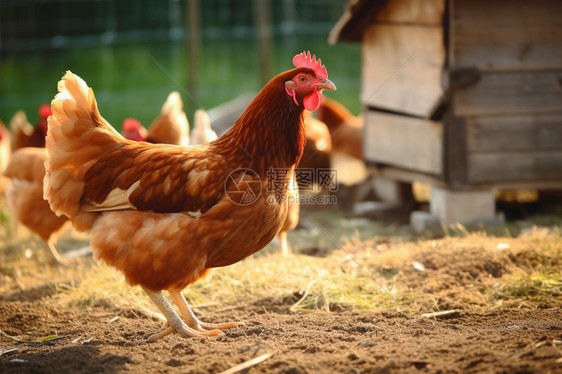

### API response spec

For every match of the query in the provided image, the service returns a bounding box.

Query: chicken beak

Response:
[316,79,336,91]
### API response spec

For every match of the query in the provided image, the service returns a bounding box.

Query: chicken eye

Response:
[299,76,307,82]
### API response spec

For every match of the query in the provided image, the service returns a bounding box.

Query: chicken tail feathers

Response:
[44,71,124,231]
[161,91,183,116]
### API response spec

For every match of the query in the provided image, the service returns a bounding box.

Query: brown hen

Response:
[146,91,190,145]
[4,147,70,264]
[44,52,335,340]
[121,91,190,146]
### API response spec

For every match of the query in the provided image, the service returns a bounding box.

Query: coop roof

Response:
[328,0,388,44]
[329,0,445,44]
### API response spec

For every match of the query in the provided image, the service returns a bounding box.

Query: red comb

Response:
[293,51,327,80]
[38,103,52,118]
[122,118,142,131]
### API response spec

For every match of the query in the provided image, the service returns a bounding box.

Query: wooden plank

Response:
[444,67,481,90]
[467,151,562,183]
[477,179,562,191]
[452,0,562,28]
[375,0,444,25]
[466,114,562,152]
[369,165,448,187]
[369,164,562,191]
[453,71,562,117]
[450,0,562,71]
[364,110,443,174]
[362,24,445,117]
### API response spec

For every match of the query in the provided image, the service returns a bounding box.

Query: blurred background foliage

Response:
[0,0,361,129]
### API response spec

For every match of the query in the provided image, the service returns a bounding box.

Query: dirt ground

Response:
[1,230,561,374]
[1,197,562,373]
[0,297,561,373]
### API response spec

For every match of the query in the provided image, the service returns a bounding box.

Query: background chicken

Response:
[190,109,218,145]
[316,96,363,160]
[316,97,370,209]
[10,104,51,150]
[146,91,190,146]
[44,52,335,340]
[120,92,190,146]
[4,103,85,264]
[121,118,148,142]
[3,147,70,264]
[296,111,333,190]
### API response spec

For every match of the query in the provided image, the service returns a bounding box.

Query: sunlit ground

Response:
[1,192,561,321]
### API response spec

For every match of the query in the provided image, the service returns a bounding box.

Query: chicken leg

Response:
[169,288,244,332]
[142,287,222,341]
[46,240,71,266]
[278,231,292,257]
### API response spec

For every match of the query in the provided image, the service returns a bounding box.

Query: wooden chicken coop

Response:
[329,0,562,229]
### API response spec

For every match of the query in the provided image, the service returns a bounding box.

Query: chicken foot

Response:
[142,287,222,341]
[169,288,244,332]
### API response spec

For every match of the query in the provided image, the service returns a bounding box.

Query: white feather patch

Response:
[187,210,202,218]
[80,181,140,212]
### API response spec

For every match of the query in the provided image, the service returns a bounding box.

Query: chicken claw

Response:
[142,287,241,341]
[169,289,244,332]
[147,321,222,342]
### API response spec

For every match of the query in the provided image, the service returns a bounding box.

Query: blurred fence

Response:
[1,0,348,51]
[0,0,360,129]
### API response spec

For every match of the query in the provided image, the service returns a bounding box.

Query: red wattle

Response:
[303,90,322,111]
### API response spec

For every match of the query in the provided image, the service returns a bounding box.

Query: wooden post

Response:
[186,0,201,104]
[254,0,273,85]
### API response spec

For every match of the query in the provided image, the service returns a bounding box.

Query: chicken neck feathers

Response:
[212,68,308,174]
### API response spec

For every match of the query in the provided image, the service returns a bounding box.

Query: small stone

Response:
[166,358,184,367]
